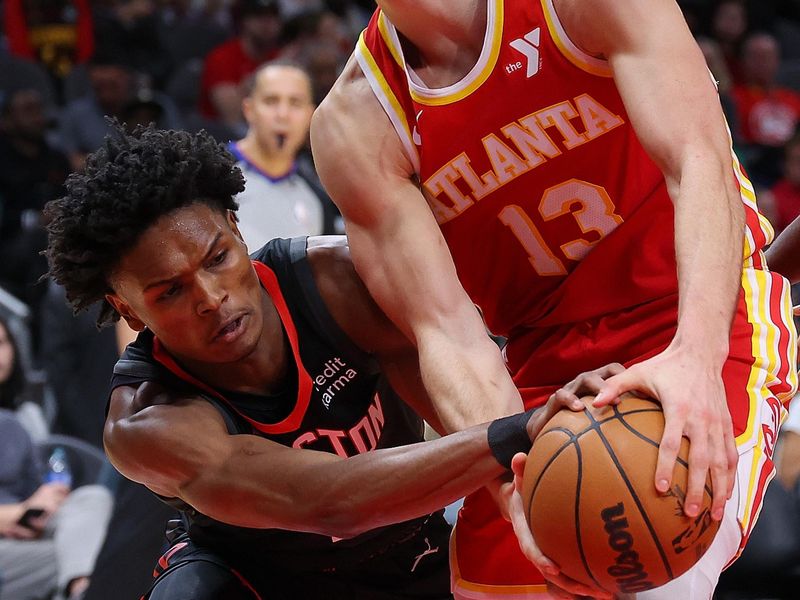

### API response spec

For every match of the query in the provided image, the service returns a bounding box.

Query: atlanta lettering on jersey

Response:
[312,357,358,409]
[292,393,385,457]
[423,94,624,224]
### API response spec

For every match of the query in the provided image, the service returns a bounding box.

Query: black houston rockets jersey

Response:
[109,237,431,573]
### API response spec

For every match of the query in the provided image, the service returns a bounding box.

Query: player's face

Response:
[243,66,314,156]
[107,204,265,364]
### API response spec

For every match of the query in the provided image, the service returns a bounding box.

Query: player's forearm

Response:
[187,424,509,538]
[671,155,744,362]
[417,325,522,433]
[302,425,507,537]
[766,215,800,284]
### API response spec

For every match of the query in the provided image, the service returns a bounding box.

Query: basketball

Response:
[521,395,720,595]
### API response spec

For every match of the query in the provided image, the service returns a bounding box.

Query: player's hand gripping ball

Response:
[521,394,720,595]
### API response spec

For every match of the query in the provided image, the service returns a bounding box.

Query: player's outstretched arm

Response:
[766,216,800,284]
[105,382,549,539]
[558,0,743,521]
[310,59,523,434]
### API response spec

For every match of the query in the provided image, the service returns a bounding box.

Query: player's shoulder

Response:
[305,236,360,298]
[313,56,375,129]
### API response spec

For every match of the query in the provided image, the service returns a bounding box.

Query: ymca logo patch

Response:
[507,28,541,78]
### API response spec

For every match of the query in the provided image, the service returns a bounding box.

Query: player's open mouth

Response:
[214,315,246,343]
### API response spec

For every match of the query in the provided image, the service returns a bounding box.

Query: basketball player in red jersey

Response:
[311,0,798,598]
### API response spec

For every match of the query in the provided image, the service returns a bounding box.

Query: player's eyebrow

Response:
[143,232,224,292]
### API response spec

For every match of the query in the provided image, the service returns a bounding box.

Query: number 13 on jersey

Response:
[499,179,623,276]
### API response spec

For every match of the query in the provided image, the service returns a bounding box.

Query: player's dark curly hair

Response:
[45,124,244,327]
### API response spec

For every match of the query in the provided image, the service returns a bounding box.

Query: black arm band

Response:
[487,408,538,470]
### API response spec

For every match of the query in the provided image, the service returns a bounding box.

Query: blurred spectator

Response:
[759,134,800,234]
[295,39,346,104]
[156,0,231,68]
[2,0,94,90]
[0,410,111,600]
[0,88,69,317]
[778,392,800,493]
[81,478,177,600]
[278,0,324,19]
[93,0,172,89]
[39,283,119,448]
[58,56,182,172]
[0,315,48,442]
[323,0,372,40]
[283,9,356,60]
[734,32,800,146]
[733,32,800,184]
[711,0,749,84]
[198,0,283,133]
[229,62,326,249]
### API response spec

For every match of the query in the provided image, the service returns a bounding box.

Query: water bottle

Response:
[45,447,72,488]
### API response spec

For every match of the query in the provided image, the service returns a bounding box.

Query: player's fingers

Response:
[685,425,710,518]
[593,371,637,407]
[655,413,684,494]
[511,452,527,485]
[596,362,626,379]
[793,304,800,316]
[510,500,556,574]
[551,389,585,412]
[546,574,613,600]
[546,581,577,600]
[508,454,558,573]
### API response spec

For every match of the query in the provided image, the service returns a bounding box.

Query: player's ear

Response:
[105,294,146,332]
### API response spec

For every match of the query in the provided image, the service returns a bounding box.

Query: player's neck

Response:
[377,0,486,86]
[237,137,295,179]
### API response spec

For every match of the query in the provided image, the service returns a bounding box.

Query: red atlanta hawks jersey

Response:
[356,0,771,339]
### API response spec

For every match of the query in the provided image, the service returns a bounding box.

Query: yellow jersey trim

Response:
[355,32,421,173]
[540,0,612,78]
[377,0,504,107]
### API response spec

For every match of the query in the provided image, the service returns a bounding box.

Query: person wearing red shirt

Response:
[198,0,283,131]
[733,32,800,148]
[311,1,797,598]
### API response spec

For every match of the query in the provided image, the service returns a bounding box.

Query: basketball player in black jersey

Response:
[44,126,615,600]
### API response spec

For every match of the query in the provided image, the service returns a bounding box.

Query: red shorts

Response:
[451,268,797,599]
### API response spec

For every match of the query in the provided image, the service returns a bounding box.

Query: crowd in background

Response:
[1,0,800,598]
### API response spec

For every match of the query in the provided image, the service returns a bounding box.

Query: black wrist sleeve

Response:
[487,408,537,470]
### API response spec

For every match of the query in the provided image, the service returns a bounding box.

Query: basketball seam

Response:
[613,410,715,498]
[573,441,605,589]
[588,409,675,582]
[531,409,662,496]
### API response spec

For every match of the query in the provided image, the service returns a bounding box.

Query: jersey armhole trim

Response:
[540,0,612,78]
[288,237,381,375]
[355,32,421,174]
[113,359,162,380]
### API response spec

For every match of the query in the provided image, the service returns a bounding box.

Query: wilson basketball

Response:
[522,395,719,594]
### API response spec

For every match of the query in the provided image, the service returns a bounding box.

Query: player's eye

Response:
[158,284,181,301]
[210,251,227,266]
